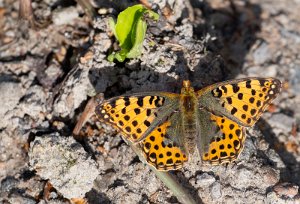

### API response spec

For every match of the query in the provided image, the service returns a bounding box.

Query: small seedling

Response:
[108,4,159,62]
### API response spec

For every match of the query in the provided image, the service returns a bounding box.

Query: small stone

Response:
[268,113,296,134]
[49,192,58,199]
[195,173,216,188]
[94,172,116,191]
[273,183,299,198]
[289,66,300,94]
[261,167,280,186]
[210,182,222,200]
[98,8,108,15]
[256,138,269,151]
[52,7,79,25]
[237,137,256,162]
[247,65,278,78]
[0,82,24,118]
[253,42,272,65]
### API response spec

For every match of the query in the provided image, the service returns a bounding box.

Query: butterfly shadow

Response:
[257,118,300,186]
[190,0,262,85]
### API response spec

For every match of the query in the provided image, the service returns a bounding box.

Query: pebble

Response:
[238,137,256,162]
[195,173,216,188]
[261,167,280,186]
[268,113,296,133]
[246,65,278,78]
[94,172,116,191]
[52,7,79,25]
[210,181,222,200]
[273,182,299,198]
[253,42,272,65]
[289,66,300,94]
[0,82,24,118]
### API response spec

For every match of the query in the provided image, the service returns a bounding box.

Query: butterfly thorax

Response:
[180,80,199,154]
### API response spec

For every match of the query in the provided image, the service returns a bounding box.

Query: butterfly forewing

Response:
[197,78,282,127]
[95,92,180,143]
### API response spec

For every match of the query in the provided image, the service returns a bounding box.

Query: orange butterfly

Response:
[95,78,281,171]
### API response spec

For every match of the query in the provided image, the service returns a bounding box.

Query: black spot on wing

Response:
[238,93,243,100]
[246,80,252,88]
[235,129,241,136]
[212,88,222,98]
[232,84,240,93]
[226,97,232,104]
[231,107,237,115]
[146,109,151,116]
[259,79,267,86]
[154,97,160,107]
[144,142,151,149]
[149,96,155,105]
[149,152,156,160]
[154,97,165,107]
[250,109,256,116]
[134,108,141,114]
[125,126,131,132]
[249,97,255,103]
[221,86,227,93]
[144,120,151,127]
[220,152,227,158]
[110,100,117,108]
[123,97,130,106]
[137,97,144,107]
[132,120,138,126]
[166,158,173,164]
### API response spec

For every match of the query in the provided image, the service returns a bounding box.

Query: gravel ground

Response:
[1,0,300,203]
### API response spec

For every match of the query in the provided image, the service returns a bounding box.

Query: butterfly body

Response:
[95,78,281,171]
[179,80,199,155]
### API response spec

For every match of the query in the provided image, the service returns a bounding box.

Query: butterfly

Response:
[95,78,281,171]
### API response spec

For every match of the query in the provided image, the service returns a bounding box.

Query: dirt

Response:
[1,0,300,203]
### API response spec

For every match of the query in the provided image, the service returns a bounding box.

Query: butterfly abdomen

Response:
[180,93,198,153]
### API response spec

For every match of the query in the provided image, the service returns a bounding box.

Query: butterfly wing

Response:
[197,77,281,164]
[197,78,282,127]
[197,109,246,164]
[95,92,180,143]
[140,112,188,171]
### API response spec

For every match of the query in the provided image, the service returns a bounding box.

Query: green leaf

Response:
[108,4,159,62]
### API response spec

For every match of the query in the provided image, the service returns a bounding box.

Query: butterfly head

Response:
[181,80,194,95]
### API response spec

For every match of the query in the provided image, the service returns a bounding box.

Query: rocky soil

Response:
[1,0,300,203]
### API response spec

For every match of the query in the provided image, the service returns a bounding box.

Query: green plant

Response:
[108,4,159,62]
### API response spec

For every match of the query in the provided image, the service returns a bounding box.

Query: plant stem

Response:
[129,143,198,204]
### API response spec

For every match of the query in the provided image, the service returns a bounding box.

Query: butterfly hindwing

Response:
[197,78,281,127]
[95,93,180,143]
[198,109,246,164]
[141,113,188,171]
